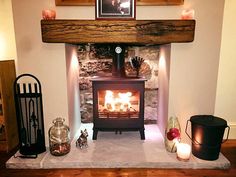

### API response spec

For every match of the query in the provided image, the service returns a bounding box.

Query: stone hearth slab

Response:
[6,124,230,169]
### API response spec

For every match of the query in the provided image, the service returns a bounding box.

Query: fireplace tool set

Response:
[14,74,46,158]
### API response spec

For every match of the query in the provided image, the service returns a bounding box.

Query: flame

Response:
[104,90,132,112]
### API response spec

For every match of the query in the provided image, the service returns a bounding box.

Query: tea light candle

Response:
[42,9,56,20]
[181,9,195,20]
[176,143,191,161]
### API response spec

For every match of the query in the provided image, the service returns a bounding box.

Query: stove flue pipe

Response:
[112,44,126,77]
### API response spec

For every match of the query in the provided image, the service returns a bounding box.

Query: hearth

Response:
[91,45,146,140]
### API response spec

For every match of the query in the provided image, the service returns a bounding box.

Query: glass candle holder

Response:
[176,143,191,161]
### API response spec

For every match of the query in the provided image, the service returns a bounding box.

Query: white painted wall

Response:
[215,0,236,139]
[0,0,17,61]
[168,0,225,142]
[11,0,70,144]
[11,0,226,143]
[65,44,81,140]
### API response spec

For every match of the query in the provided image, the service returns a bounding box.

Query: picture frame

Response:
[96,0,135,20]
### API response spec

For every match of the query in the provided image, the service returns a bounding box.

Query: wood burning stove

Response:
[91,45,146,140]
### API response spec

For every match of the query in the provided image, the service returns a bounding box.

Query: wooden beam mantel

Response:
[55,0,184,6]
[41,20,195,45]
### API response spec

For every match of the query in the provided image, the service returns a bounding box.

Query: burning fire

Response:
[104,90,132,112]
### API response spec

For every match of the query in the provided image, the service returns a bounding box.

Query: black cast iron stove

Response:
[91,45,146,140]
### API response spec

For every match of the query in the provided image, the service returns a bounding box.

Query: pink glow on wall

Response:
[71,53,79,71]
[159,55,166,70]
[66,44,81,140]
[157,44,171,137]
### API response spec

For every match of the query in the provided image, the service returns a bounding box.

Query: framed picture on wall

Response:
[96,0,135,20]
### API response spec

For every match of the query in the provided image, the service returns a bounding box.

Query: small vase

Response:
[164,117,181,152]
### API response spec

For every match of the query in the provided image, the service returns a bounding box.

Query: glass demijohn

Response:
[49,117,71,156]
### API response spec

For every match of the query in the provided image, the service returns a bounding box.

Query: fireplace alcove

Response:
[41,19,195,139]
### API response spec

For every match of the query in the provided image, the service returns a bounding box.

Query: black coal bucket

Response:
[185,115,230,160]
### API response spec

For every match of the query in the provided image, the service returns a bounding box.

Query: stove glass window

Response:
[97,89,140,119]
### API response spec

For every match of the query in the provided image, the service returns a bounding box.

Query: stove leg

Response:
[115,130,122,134]
[93,129,98,140]
[140,129,145,140]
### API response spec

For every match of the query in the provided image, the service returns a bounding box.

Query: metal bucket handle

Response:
[222,126,230,143]
[185,120,201,145]
[185,120,230,146]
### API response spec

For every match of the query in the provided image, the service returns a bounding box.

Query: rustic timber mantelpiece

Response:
[55,0,184,6]
[41,20,195,44]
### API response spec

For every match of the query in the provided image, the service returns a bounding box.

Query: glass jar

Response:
[48,117,71,156]
[164,116,181,153]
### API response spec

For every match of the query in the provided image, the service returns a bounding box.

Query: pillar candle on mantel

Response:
[42,9,56,20]
[181,9,195,20]
[176,143,191,161]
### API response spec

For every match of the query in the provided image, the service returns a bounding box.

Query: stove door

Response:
[92,81,145,129]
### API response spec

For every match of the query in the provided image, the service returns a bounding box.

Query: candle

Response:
[181,9,195,20]
[176,143,191,161]
[42,9,56,20]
